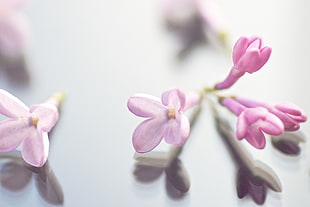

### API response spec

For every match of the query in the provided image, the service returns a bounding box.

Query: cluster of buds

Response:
[128,35,307,203]
[128,35,307,152]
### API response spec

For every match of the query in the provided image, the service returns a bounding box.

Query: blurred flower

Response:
[215,36,271,89]
[0,90,64,167]
[235,97,307,131]
[0,0,30,56]
[128,88,201,153]
[221,97,284,149]
[160,0,228,59]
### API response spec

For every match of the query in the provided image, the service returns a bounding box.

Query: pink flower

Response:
[215,36,272,89]
[221,97,284,149]
[127,88,200,153]
[0,0,29,55]
[0,89,61,167]
[235,97,307,131]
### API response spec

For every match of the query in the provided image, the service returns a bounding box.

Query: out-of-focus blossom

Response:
[215,36,271,89]
[127,88,201,153]
[160,0,228,58]
[0,90,64,167]
[0,0,29,56]
[235,97,307,131]
[221,97,284,149]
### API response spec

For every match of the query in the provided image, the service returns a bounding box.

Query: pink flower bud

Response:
[215,36,272,89]
[221,97,284,149]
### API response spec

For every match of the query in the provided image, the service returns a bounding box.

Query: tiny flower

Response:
[128,88,200,153]
[235,97,307,131]
[0,0,30,56]
[0,89,63,167]
[221,97,284,149]
[215,36,272,89]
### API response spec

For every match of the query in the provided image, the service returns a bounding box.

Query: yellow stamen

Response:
[168,108,176,119]
[32,117,39,127]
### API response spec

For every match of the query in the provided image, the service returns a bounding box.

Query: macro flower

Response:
[0,0,30,56]
[0,89,62,167]
[235,97,307,131]
[215,36,272,89]
[127,88,200,153]
[221,97,284,149]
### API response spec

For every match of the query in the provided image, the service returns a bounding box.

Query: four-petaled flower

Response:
[0,89,59,167]
[221,97,284,149]
[127,88,200,153]
[215,36,272,89]
[235,97,307,131]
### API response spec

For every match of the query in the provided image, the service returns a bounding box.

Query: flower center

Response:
[32,117,39,127]
[168,108,176,119]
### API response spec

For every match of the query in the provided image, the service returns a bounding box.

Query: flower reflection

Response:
[133,152,190,199]
[271,131,306,156]
[132,105,201,199]
[213,104,282,205]
[0,151,64,205]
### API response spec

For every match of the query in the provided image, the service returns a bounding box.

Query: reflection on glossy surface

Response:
[271,131,306,156]
[132,105,202,199]
[0,151,64,206]
[0,53,30,86]
[213,104,282,205]
[134,151,190,200]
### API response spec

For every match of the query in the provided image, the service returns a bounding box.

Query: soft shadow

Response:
[133,155,189,200]
[270,131,306,156]
[0,53,31,86]
[213,107,282,205]
[0,151,64,206]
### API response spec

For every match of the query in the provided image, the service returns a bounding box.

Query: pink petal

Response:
[0,89,29,118]
[236,113,248,140]
[243,107,267,123]
[161,88,186,111]
[184,92,201,111]
[21,130,49,167]
[0,118,30,152]
[257,47,271,69]
[246,38,261,50]
[132,118,167,153]
[236,49,260,73]
[275,102,303,116]
[1,0,28,8]
[256,117,284,135]
[164,114,190,145]
[0,13,29,55]
[127,94,165,118]
[30,103,59,132]
[232,36,249,64]
[245,126,266,149]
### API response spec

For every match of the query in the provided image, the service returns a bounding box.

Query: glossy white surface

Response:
[0,0,309,206]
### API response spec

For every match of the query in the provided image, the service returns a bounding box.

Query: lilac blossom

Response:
[127,88,201,153]
[0,89,61,167]
[215,36,272,89]
[0,0,29,55]
[235,97,307,131]
[221,97,284,149]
